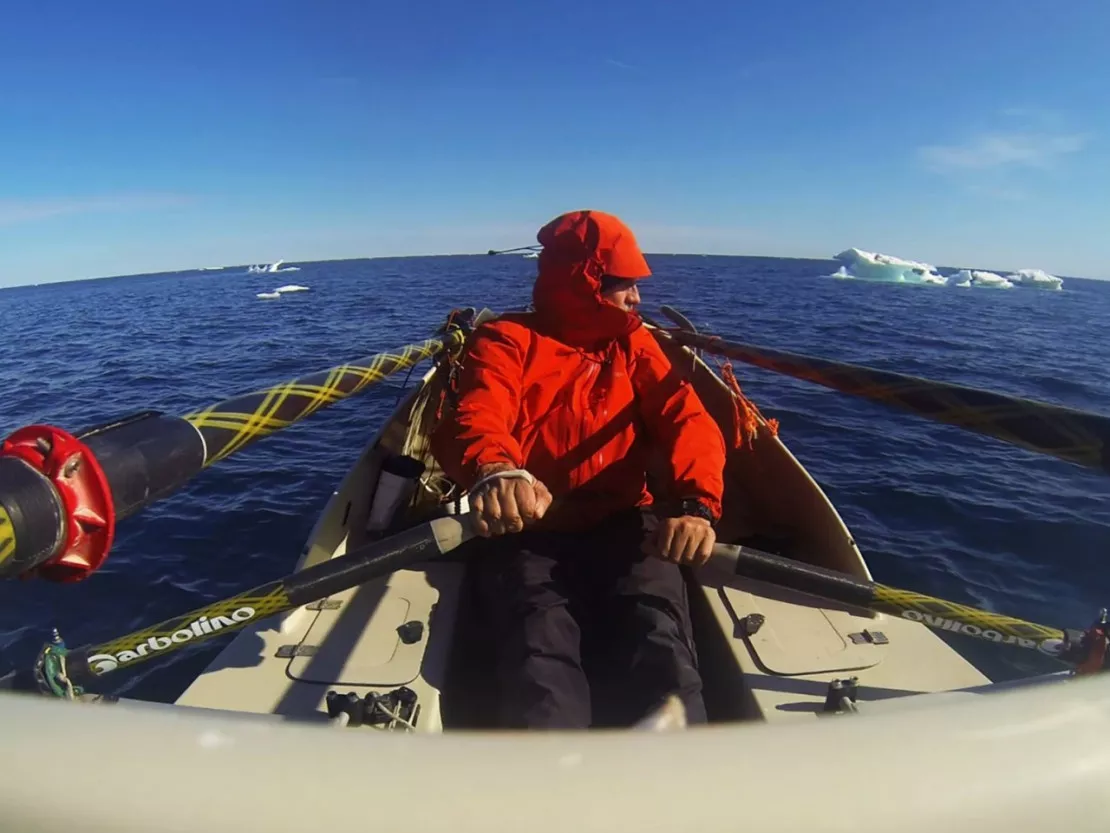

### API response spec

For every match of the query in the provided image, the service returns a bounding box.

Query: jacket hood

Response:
[532,210,651,350]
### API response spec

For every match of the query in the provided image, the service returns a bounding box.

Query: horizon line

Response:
[1,251,1104,290]
[0,251,842,289]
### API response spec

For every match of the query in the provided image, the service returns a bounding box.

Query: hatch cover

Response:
[286,579,432,687]
[721,584,888,676]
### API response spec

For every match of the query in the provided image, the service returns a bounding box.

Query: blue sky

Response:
[2,0,1107,285]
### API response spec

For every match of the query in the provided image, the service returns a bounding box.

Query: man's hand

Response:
[644,516,716,566]
[471,464,553,537]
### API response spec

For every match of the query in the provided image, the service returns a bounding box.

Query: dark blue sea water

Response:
[2,255,1109,698]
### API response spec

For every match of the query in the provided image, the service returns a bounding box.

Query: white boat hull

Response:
[2,669,1106,832]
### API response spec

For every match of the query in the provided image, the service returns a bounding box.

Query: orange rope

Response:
[715,355,778,450]
[434,310,467,421]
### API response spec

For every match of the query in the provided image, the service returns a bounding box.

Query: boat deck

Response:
[176,321,991,730]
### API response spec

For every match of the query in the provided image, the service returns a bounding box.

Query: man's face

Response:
[600,277,641,312]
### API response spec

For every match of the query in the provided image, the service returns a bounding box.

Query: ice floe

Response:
[833,248,1064,290]
[833,248,948,285]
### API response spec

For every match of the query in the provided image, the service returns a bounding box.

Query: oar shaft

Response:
[64,517,472,686]
[487,246,540,255]
[0,333,461,582]
[666,324,1110,476]
[869,583,1066,648]
[184,333,457,466]
[707,543,1070,657]
[82,412,207,521]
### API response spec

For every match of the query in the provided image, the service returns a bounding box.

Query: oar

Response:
[21,525,1102,698]
[9,506,1101,696]
[659,305,1110,476]
[487,245,541,256]
[704,542,1106,670]
[16,516,474,697]
[0,326,468,583]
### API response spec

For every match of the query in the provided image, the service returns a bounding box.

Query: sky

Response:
[1,0,1108,286]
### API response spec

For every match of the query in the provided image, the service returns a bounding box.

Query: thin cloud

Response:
[605,58,635,70]
[0,193,193,227]
[919,131,1089,173]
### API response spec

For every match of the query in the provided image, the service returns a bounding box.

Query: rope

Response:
[433,309,468,423]
[469,468,535,496]
[57,653,76,700]
[370,698,417,732]
[706,340,779,450]
[391,362,418,410]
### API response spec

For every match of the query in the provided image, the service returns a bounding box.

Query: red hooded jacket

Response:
[432,210,726,531]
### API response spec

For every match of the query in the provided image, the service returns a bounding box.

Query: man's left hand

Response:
[644,516,716,566]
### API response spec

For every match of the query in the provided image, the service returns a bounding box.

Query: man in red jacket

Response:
[432,210,727,729]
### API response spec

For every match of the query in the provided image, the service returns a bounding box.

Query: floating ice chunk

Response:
[972,271,1013,289]
[951,269,1014,289]
[256,291,281,300]
[274,284,310,293]
[248,260,301,274]
[832,248,947,285]
[1005,268,1063,290]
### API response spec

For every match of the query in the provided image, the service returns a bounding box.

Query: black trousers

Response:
[473,509,707,729]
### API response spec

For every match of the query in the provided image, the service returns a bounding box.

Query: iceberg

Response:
[951,269,1014,289]
[248,260,301,274]
[255,284,309,299]
[832,248,947,285]
[832,250,1065,292]
[1005,268,1063,290]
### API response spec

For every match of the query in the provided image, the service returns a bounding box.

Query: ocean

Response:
[2,254,1109,699]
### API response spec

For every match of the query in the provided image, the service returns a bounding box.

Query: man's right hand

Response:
[470,464,553,537]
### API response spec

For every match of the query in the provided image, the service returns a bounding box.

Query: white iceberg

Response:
[832,250,1066,292]
[248,259,301,274]
[951,269,1014,289]
[274,284,310,293]
[832,248,947,285]
[1005,268,1063,290]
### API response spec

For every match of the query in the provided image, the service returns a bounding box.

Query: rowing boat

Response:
[174,310,990,727]
[3,306,1110,832]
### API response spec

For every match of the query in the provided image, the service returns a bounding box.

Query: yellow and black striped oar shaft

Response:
[706,543,1084,663]
[184,332,459,466]
[0,331,462,582]
[9,517,473,695]
[660,307,1110,476]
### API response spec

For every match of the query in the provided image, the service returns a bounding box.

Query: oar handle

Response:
[706,542,876,607]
